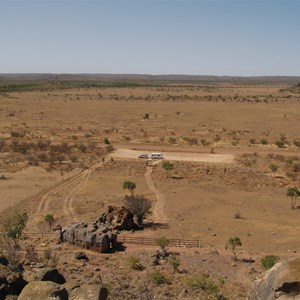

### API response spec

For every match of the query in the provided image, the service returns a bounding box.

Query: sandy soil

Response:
[109,148,234,163]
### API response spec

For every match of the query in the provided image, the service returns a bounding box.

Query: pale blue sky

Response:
[0,0,300,75]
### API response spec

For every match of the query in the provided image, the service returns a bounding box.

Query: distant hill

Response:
[0,73,300,85]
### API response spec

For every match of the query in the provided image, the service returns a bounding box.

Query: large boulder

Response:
[17,281,68,300]
[99,206,137,231]
[23,268,65,284]
[248,257,300,299]
[62,222,117,253]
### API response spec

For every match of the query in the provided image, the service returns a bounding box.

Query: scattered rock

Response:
[242,258,255,263]
[17,281,68,300]
[32,262,45,268]
[23,268,66,284]
[75,252,88,261]
[178,288,188,299]
[0,257,9,267]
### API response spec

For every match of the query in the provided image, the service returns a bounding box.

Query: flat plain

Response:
[0,78,300,299]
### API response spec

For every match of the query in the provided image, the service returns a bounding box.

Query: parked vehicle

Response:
[138,154,149,159]
[151,153,164,160]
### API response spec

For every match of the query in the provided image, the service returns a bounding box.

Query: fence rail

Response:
[0,232,199,248]
[0,232,58,239]
[117,236,200,248]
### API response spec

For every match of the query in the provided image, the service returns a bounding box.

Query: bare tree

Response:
[124,194,151,225]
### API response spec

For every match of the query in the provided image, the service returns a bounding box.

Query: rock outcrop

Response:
[99,205,138,231]
[23,267,66,285]
[0,264,27,300]
[17,281,68,300]
[62,222,117,253]
[248,257,300,299]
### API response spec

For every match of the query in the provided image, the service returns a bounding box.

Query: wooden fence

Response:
[117,236,200,248]
[1,232,200,248]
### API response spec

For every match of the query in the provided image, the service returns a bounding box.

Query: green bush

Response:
[150,270,167,286]
[261,255,279,270]
[162,161,174,171]
[184,274,221,295]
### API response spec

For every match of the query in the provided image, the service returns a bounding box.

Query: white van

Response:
[151,152,164,160]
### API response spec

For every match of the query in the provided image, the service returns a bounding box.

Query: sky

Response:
[0,0,300,76]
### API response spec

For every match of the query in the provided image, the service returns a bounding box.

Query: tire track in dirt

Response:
[28,160,106,231]
[145,165,167,224]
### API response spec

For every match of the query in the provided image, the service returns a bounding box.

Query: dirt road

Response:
[144,165,167,224]
[109,149,234,163]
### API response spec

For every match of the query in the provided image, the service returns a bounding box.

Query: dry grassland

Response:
[0,82,300,299]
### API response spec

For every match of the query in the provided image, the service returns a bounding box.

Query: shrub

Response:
[214,134,221,142]
[28,155,39,166]
[275,140,285,148]
[0,139,6,151]
[184,274,221,296]
[10,131,24,138]
[38,152,49,162]
[36,139,51,150]
[292,163,300,172]
[104,138,110,145]
[269,164,279,175]
[162,161,174,171]
[155,237,170,250]
[183,137,198,145]
[234,211,242,219]
[249,138,256,144]
[168,255,180,273]
[293,140,300,147]
[143,113,149,119]
[200,139,210,146]
[150,270,167,286]
[77,143,87,152]
[168,137,177,144]
[128,257,143,271]
[261,255,279,270]
[260,139,268,145]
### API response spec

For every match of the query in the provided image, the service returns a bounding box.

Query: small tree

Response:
[168,255,180,273]
[225,236,242,261]
[3,210,28,248]
[287,187,300,209]
[123,180,136,196]
[124,194,151,225]
[155,236,170,250]
[45,214,55,230]
[269,164,279,176]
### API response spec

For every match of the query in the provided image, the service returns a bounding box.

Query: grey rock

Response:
[248,257,300,300]
[17,281,68,300]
